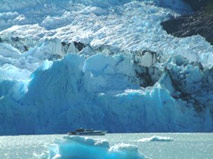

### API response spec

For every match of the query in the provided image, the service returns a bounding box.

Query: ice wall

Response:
[0,53,212,134]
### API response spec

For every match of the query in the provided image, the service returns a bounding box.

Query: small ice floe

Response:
[138,136,174,142]
[48,136,146,159]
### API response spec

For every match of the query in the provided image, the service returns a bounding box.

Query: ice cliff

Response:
[0,0,213,135]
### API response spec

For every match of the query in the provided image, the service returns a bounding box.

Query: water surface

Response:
[0,133,212,159]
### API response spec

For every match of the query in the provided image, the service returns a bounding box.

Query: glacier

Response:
[0,0,213,135]
[0,53,212,134]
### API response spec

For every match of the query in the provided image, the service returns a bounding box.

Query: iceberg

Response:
[48,136,145,159]
[138,136,173,142]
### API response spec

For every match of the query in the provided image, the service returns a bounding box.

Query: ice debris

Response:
[138,136,173,142]
[48,136,146,159]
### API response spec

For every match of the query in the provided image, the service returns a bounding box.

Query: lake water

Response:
[0,133,212,159]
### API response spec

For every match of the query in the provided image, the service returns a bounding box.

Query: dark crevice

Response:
[135,67,156,87]
[166,67,205,112]
[73,41,86,52]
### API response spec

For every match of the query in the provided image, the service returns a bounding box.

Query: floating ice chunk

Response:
[138,136,173,142]
[48,136,145,159]
[109,143,144,159]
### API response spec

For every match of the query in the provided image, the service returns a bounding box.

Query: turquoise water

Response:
[0,133,212,159]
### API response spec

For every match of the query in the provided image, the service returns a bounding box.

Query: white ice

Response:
[138,136,173,142]
[48,136,145,159]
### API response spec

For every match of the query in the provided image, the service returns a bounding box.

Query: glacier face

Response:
[0,53,212,134]
[0,0,213,135]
